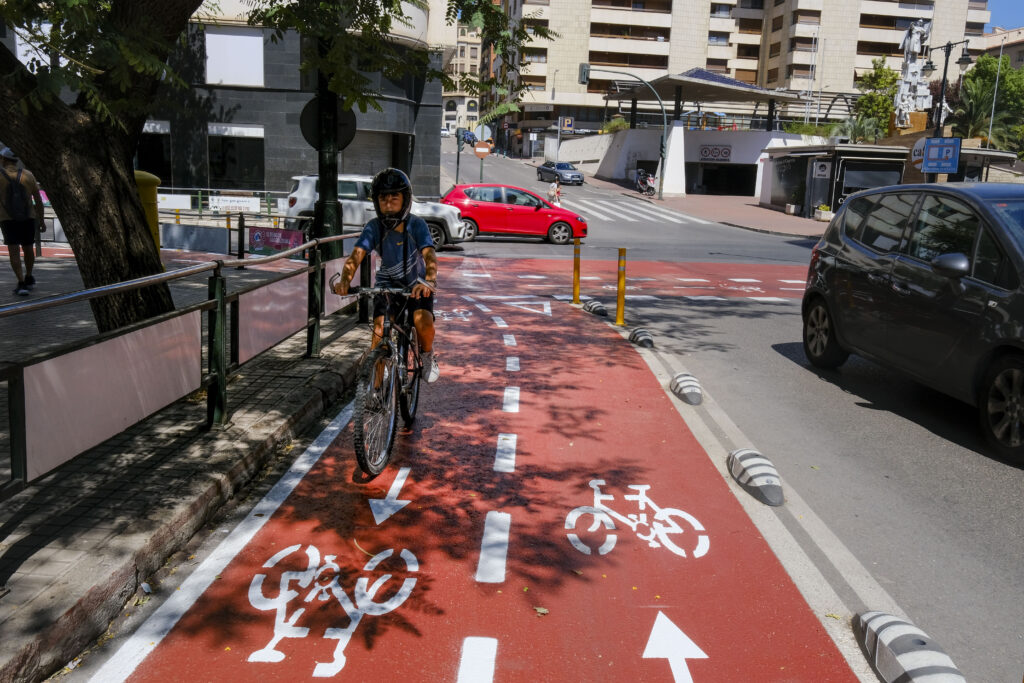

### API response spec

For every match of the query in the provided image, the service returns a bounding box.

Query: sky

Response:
[986,0,1024,31]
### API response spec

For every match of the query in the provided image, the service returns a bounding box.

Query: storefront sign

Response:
[209,195,262,213]
[699,144,732,161]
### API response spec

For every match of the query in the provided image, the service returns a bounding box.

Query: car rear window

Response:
[465,186,502,202]
[842,195,877,239]
[857,193,918,253]
[337,181,361,200]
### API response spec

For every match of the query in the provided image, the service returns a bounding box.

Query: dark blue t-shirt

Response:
[354,215,434,287]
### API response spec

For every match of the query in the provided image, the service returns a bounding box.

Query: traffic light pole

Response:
[578,63,667,200]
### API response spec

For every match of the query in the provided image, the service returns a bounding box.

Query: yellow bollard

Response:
[615,248,626,326]
[572,238,581,304]
[273,216,279,229]
[133,170,161,251]
[226,213,232,233]
[175,208,181,225]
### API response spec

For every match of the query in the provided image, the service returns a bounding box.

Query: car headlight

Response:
[576,216,586,223]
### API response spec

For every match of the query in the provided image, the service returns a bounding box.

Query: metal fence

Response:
[0,233,369,500]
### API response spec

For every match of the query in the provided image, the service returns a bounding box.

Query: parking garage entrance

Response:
[686,162,758,195]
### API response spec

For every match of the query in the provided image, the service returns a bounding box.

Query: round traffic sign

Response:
[474,143,491,159]
[300,98,358,150]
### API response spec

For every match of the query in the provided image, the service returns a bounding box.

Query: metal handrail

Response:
[0,233,354,320]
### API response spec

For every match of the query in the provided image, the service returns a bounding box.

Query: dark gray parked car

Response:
[537,161,584,185]
[802,183,1024,463]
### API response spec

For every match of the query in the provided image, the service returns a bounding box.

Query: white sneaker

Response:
[421,351,440,383]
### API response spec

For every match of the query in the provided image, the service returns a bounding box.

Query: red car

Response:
[441,184,587,245]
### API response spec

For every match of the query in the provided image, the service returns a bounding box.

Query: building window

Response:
[710,3,731,17]
[445,100,458,111]
[459,46,465,58]
[737,44,760,59]
[467,100,478,112]
[706,58,728,73]
[470,47,478,59]
[767,67,779,83]
[769,42,781,57]
[207,123,265,190]
[708,32,729,46]
[205,27,264,87]
[771,16,783,32]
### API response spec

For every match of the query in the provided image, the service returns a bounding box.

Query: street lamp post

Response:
[580,65,667,200]
[987,36,1006,149]
[921,39,973,182]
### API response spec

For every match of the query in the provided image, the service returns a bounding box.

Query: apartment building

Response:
[443,24,484,132]
[981,26,1024,67]
[511,0,990,133]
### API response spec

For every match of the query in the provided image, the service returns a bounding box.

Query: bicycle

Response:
[334,276,429,476]
[564,479,709,558]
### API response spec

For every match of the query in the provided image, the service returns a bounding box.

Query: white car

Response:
[440,128,451,138]
[285,174,466,247]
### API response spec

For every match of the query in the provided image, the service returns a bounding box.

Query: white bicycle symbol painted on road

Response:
[565,480,710,558]
[247,543,418,677]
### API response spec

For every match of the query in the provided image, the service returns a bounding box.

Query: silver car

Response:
[285,174,465,247]
[537,161,584,185]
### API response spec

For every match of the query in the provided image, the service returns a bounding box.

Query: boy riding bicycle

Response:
[331,168,440,383]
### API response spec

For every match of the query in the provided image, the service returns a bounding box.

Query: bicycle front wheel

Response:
[399,327,421,426]
[353,346,399,476]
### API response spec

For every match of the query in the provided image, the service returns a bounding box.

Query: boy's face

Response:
[379,191,402,215]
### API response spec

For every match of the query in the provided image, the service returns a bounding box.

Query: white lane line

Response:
[492,316,508,328]
[506,357,520,372]
[685,295,727,301]
[462,273,492,278]
[503,387,520,412]
[89,403,355,683]
[748,297,789,303]
[475,511,512,583]
[457,637,498,683]
[729,278,762,283]
[780,287,805,291]
[626,277,656,281]
[673,286,717,290]
[677,278,710,282]
[517,275,547,279]
[580,276,602,280]
[475,303,492,313]
[625,295,661,300]
[780,279,805,284]
[503,334,516,346]
[494,433,517,473]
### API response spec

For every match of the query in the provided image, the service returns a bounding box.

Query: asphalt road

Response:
[442,149,1024,681]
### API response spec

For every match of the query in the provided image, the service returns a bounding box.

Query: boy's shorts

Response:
[1,219,35,246]
[373,291,435,321]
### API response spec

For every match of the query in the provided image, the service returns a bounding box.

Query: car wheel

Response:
[537,170,544,180]
[463,218,479,241]
[547,222,572,245]
[802,297,849,369]
[979,355,1024,463]
[427,222,446,248]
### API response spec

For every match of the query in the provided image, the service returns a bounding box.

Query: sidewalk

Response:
[0,249,369,682]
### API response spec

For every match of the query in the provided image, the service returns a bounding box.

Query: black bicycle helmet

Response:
[370,167,413,231]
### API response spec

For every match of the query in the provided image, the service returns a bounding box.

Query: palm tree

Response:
[952,78,1013,148]
[830,115,885,143]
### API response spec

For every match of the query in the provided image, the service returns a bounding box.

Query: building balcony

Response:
[590,36,670,55]
[732,32,762,45]
[707,44,735,60]
[859,26,905,44]
[590,7,672,27]
[520,62,548,77]
[967,7,992,24]
[789,22,819,39]
[709,16,736,32]
[861,0,931,18]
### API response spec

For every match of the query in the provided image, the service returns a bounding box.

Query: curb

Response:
[0,325,364,683]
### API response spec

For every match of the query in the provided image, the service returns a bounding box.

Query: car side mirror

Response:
[931,252,970,278]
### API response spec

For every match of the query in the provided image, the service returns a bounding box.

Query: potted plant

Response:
[814,204,834,221]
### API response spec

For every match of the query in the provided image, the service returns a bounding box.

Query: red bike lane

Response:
[112,257,853,682]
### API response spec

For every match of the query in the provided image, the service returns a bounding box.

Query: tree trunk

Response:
[44,116,175,333]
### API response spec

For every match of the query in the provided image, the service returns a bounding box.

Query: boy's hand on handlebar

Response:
[329,273,350,296]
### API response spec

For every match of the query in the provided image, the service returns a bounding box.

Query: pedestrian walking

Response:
[548,177,561,207]
[0,147,45,296]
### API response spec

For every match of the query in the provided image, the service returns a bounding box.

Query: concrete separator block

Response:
[858,611,965,682]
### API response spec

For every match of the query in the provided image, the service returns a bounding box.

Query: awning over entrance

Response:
[603,68,807,106]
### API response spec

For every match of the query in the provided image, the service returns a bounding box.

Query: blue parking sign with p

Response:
[921,138,961,174]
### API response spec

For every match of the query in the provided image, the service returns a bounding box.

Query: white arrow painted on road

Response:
[368,467,412,525]
[642,612,708,683]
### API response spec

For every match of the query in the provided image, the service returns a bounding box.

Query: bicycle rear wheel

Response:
[399,327,421,425]
[353,346,399,476]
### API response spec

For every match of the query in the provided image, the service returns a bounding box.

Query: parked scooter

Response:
[635,169,656,197]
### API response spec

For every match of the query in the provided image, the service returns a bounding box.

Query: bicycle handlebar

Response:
[329,273,434,297]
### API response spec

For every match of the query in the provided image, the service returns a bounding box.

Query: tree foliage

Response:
[830,115,885,143]
[853,58,899,126]
[0,1,547,331]
[951,76,1014,147]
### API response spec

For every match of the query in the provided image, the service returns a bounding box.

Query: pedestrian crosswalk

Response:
[559,196,711,226]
